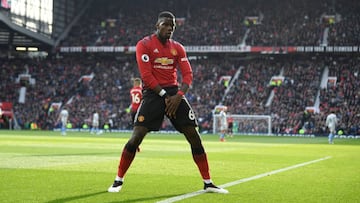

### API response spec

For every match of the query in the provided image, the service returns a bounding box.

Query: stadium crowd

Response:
[59,0,359,47]
[1,54,360,136]
[1,0,360,136]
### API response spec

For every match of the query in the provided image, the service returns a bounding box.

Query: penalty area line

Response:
[157,156,332,203]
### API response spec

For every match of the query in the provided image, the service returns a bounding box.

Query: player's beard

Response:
[156,30,172,41]
[163,31,173,40]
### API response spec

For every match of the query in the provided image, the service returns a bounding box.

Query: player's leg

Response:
[108,90,165,192]
[228,123,233,137]
[95,123,101,135]
[171,100,211,181]
[328,128,335,144]
[61,121,66,135]
[131,111,141,152]
[219,128,226,142]
[173,99,228,194]
[90,124,94,134]
[108,126,148,192]
[182,126,228,194]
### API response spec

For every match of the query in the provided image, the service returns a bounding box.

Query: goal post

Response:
[213,114,272,135]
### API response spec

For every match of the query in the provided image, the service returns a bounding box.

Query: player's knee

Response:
[124,142,138,153]
[127,126,148,147]
[181,125,198,134]
[191,146,205,155]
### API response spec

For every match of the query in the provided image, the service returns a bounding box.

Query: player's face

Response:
[157,18,176,39]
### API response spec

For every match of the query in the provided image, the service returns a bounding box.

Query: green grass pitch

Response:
[0,130,359,203]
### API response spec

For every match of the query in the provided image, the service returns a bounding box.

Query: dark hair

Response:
[158,11,175,20]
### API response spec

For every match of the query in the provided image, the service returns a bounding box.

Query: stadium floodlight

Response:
[16,47,26,51]
[28,47,39,51]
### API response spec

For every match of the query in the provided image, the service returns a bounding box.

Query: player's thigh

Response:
[170,98,198,132]
[220,125,227,131]
[134,95,165,131]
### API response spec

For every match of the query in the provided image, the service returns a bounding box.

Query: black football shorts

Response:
[134,87,198,132]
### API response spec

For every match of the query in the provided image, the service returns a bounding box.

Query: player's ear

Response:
[156,24,163,34]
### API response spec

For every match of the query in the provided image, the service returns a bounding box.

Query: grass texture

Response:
[0,130,359,203]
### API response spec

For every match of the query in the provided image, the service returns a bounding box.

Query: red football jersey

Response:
[135,34,193,89]
[130,86,142,112]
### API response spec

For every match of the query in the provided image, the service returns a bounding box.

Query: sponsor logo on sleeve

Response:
[141,54,149,62]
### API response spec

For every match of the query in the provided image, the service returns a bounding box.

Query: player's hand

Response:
[165,94,182,119]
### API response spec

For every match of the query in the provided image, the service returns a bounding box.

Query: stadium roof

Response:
[0,11,55,52]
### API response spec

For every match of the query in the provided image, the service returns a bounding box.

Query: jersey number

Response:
[131,93,141,104]
[188,109,196,120]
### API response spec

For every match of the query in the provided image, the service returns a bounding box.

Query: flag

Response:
[78,72,94,83]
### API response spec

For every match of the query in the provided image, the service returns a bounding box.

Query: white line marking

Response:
[157,156,332,203]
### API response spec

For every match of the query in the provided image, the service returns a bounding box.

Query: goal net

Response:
[213,114,272,135]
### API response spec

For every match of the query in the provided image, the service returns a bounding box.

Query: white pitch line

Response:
[157,156,332,203]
